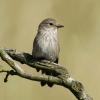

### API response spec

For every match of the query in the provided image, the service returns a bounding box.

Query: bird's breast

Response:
[33,31,60,62]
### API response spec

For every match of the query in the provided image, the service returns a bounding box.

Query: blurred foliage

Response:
[0,0,100,100]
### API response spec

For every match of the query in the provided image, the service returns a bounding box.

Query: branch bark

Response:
[0,47,93,100]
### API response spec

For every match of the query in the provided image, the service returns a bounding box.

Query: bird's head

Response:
[38,18,64,31]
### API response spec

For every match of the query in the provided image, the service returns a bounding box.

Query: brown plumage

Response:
[32,18,64,87]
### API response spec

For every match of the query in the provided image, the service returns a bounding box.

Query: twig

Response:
[0,47,93,100]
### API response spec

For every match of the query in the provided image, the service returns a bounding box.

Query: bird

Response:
[32,18,64,87]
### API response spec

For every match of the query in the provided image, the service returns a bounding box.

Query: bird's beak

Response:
[57,24,64,28]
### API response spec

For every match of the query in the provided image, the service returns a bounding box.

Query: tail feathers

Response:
[41,71,54,87]
[47,82,54,87]
[41,81,54,87]
[36,68,40,72]
[41,81,46,86]
[40,58,59,87]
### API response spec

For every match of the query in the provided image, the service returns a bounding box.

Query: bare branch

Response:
[0,47,93,100]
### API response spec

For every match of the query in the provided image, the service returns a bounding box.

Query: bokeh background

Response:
[0,0,100,100]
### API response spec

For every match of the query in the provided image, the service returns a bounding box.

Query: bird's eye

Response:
[50,23,53,25]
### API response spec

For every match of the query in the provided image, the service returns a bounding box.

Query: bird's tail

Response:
[41,71,54,87]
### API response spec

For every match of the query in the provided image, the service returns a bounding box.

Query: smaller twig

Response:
[0,69,17,82]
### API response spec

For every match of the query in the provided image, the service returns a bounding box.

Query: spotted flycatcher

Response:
[32,18,64,87]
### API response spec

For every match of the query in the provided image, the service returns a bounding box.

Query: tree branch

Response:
[0,47,93,100]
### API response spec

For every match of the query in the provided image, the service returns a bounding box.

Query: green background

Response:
[0,0,100,100]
